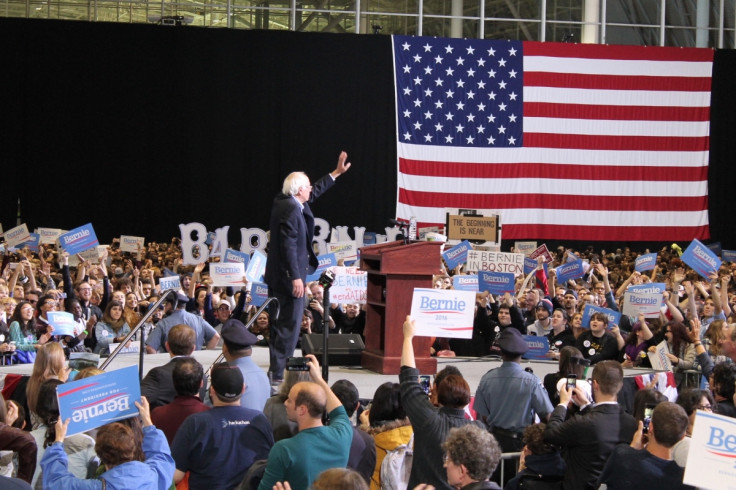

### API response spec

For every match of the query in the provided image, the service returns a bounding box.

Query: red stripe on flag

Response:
[399,159,708,182]
[523,133,710,151]
[524,72,712,92]
[398,189,706,212]
[524,102,710,122]
[523,41,715,62]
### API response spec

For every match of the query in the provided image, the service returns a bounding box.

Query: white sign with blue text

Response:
[622,283,666,318]
[684,410,736,489]
[210,262,246,287]
[410,288,475,339]
[119,235,145,253]
[329,267,367,304]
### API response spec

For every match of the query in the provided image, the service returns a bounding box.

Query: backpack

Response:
[380,433,414,490]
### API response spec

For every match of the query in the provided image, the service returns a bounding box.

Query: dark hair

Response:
[167,324,196,355]
[712,363,736,400]
[96,423,137,467]
[677,388,715,416]
[9,300,36,336]
[173,357,203,396]
[591,360,623,396]
[552,308,569,323]
[102,300,125,330]
[632,389,667,422]
[434,365,462,389]
[666,321,692,359]
[558,346,585,378]
[7,400,25,429]
[311,468,369,490]
[37,378,64,448]
[437,374,470,408]
[113,277,132,292]
[651,402,689,448]
[522,423,557,455]
[369,382,405,426]
[590,312,609,326]
[332,379,360,417]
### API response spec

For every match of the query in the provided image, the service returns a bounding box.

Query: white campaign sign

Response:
[209,262,246,287]
[466,250,524,276]
[119,235,145,253]
[329,267,367,304]
[684,410,736,489]
[410,288,475,339]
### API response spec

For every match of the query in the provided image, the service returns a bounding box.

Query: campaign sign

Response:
[246,250,267,283]
[328,241,358,262]
[442,240,473,270]
[622,283,666,318]
[3,224,31,248]
[306,253,337,283]
[210,262,246,287]
[119,235,144,253]
[466,250,524,276]
[59,223,99,255]
[418,226,440,240]
[529,244,554,263]
[57,365,140,437]
[37,227,63,245]
[159,275,181,292]
[79,246,103,264]
[523,257,538,275]
[522,336,550,360]
[681,239,722,279]
[18,233,40,253]
[330,267,367,304]
[478,271,515,295]
[722,249,736,263]
[581,304,621,329]
[224,248,251,268]
[646,340,673,372]
[555,259,585,284]
[46,311,77,337]
[684,410,736,489]
[410,288,475,339]
[363,232,377,245]
[250,282,269,307]
[634,253,657,272]
[452,275,478,291]
[514,241,537,256]
[707,241,723,256]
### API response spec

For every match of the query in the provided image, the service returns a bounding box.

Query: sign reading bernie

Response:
[466,250,524,276]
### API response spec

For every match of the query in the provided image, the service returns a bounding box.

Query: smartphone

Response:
[643,404,655,433]
[419,375,431,395]
[286,357,310,371]
[566,374,577,390]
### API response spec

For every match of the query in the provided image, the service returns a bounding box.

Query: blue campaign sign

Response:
[250,282,269,307]
[555,259,585,284]
[18,233,41,253]
[522,335,550,360]
[363,232,377,245]
[634,253,657,272]
[581,303,622,329]
[57,365,140,437]
[59,223,99,255]
[452,275,478,291]
[306,253,337,283]
[524,257,537,275]
[681,239,722,278]
[478,271,515,295]
[722,249,736,263]
[246,250,267,283]
[224,248,250,268]
[46,311,77,337]
[442,240,472,270]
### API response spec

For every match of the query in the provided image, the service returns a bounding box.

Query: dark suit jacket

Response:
[543,403,637,490]
[265,173,335,293]
[140,358,178,410]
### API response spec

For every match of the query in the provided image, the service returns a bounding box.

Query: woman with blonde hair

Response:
[26,342,69,428]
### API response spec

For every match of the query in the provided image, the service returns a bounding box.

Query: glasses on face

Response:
[28,299,38,304]
[45,301,58,308]
[696,404,713,411]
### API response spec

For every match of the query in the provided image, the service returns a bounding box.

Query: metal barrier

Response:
[499,451,522,483]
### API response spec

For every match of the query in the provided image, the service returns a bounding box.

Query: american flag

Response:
[393,35,713,241]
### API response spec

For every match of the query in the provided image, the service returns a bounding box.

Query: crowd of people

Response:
[0,236,734,489]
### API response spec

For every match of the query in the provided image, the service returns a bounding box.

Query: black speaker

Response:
[300,334,365,366]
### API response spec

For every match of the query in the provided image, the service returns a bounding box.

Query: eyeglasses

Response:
[27,299,38,304]
[696,404,713,411]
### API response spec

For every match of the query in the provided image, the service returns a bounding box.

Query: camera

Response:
[286,357,310,371]
[419,375,431,395]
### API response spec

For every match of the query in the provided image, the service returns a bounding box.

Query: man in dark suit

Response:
[140,323,197,409]
[543,360,637,490]
[265,151,351,383]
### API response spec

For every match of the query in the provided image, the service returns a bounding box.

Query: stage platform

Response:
[0,345,656,400]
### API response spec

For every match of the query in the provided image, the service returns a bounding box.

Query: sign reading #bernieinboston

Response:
[57,365,140,436]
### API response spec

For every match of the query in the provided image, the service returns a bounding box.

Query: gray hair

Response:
[282,172,310,196]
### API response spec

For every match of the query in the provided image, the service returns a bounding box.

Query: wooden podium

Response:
[360,240,443,374]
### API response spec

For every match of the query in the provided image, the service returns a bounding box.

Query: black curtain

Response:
[2,17,735,251]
